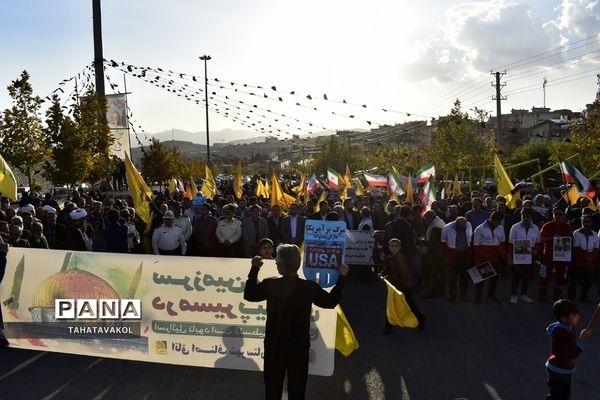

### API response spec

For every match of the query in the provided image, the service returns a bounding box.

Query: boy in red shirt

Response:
[545,299,592,399]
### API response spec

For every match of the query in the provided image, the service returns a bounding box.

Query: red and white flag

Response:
[415,162,436,184]
[364,172,388,187]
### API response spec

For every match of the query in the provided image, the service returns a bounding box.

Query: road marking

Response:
[400,376,411,400]
[484,382,503,400]
[364,368,385,400]
[41,358,104,400]
[0,352,46,381]
[91,383,115,400]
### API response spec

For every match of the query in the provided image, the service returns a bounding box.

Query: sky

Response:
[1,0,599,144]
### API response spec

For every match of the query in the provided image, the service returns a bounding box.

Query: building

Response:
[487,107,582,145]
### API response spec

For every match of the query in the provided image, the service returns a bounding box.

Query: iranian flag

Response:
[418,177,436,214]
[364,172,388,187]
[327,167,343,190]
[415,162,436,184]
[387,172,405,195]
[307,173,322,194]
[559,158,596,199]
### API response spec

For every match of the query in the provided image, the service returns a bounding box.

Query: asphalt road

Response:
[1,274,599,400]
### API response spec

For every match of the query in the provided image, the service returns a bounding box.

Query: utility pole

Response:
[491,71,506,146]
[543,77,547,108]
[199,55,211,164]
[92,0,105,98]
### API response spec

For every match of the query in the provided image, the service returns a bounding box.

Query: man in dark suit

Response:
[267,205,282,246]
[309,200,329,220]
[342,198,360,230]
[280,203,306,247]
[242,204,270,257]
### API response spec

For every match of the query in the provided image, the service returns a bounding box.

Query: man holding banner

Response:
[244,244,348,400]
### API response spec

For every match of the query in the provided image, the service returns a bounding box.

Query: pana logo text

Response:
[55,299,142,320]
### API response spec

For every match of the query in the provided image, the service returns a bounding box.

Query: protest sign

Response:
[467,261,497,284]
[345,230,374,266]
[0,248,336,375]
[553,236,572,262]
[513,239,532,265]
[303,220,346,288]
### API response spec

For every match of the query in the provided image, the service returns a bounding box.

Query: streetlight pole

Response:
[199,55,211,164]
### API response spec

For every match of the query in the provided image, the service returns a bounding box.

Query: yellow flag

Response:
[405,175,414,205]
[255,179,267,198]
[271,171,296,208]
[201,165,216,199]
[563,186,597,211]
[335,305,359,356]
[383,278,418,328]
[233,160,243,199]
[0,153,17,201]
[265,178,271,197]
[124,153,153,224]
[190,177,199,196]
[494,153,520,209]
[314,190,327,213]
[353,177,364,196]
[293,173,307,203]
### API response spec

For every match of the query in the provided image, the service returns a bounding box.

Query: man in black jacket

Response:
[244,244,348,400]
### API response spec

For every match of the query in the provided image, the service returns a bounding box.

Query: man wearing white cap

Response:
[152,210,187,256]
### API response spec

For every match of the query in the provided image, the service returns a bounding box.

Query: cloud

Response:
[404,0,598,82]
[555,0,600,37]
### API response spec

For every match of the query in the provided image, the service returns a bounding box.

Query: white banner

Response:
[0,249,336,375]
[345,230,374,265]
[110,128,131,160]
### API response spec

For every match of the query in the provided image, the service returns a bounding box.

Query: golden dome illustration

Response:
[31,269,120,309]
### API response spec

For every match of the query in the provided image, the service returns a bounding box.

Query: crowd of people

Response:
[2,184,600,308]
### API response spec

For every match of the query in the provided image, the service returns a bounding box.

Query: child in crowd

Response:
[545,299,592,400]
[257,238,274,259]
[381,238,425,334]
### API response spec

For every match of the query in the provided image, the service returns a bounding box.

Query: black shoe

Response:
[486,295,501,304]
[474,297,481,305]
[459,296,470,303]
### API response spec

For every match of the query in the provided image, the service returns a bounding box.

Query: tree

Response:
[560,77,600,175]
[0,70,51,186]
[430,100,493,176]
[77,90,115,184]
[43,95,94,186]
[311,136,365,174]
[141,138,179,184]
[506,142,552,179]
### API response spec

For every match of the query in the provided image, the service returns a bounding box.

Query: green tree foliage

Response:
[141,138,180,184]
[175,156,205,179]
[0,70,51,186]
[430,100,493,176]
[506,142,552,179]
[43,95,94,186]
[77,90,115,184]
[311,136,365,173]
[561,83,600,175]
